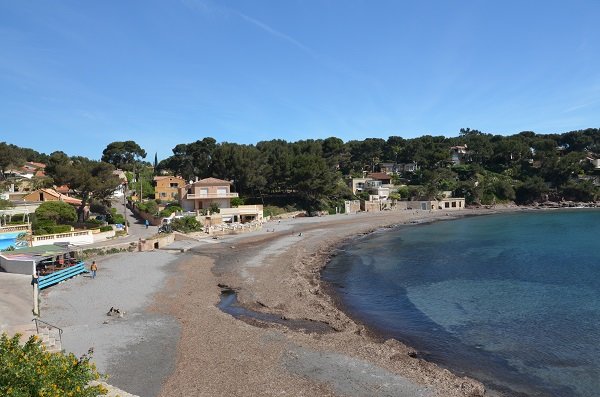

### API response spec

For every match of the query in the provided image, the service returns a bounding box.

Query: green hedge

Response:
[33,225,72,235]
[99,225,113,232]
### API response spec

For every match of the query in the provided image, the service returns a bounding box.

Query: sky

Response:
[1,0,600,161]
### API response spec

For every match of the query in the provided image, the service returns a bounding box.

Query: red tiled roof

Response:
[190,177,232,186]
[367,173,392,181]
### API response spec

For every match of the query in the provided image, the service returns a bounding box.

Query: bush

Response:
[99,225,113,232]
[263,205,286,217]
[34,224,72,235]
[230,197,245,207]
[107,208,125,225]
[35,201,77,224]
[0,333,106,397]
[158,205,183,218]
[83,219,104,229]
[171,216,203,233]
[137,201,158,215]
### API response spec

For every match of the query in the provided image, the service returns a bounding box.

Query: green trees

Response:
[101,141,147,171]
[0,333,106,397]
[45,153,122,222]
[35,201,77,224]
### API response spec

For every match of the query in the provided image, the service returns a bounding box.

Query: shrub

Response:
[171,216,203,233]
[34,225,72,235]
[107,208,125,225]
[230,197,245,207]
[0,333,106,397]
[158,205,183,218]
[137,201,158,215]
[208,202,220,214]
[99,225,113,232]
[263,205,286,217]
[35,201,77,224]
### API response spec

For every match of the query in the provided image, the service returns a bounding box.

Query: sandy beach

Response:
[42,208,522,396]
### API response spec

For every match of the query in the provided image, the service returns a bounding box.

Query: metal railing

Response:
[32,318,63,347]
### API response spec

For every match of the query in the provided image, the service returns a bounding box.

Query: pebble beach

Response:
[42,208,521,396]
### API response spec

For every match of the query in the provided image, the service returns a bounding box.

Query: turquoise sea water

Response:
[323,210,600,397]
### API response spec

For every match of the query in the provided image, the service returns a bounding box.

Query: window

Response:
[160,192,167,198]
[217,187,227,196]
[451,201,456,208]
[445,202,450,208]
[170,183,179,188]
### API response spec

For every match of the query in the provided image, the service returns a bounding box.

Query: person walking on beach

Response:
[90,261,98,279]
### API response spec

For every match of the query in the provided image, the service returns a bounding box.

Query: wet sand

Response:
[157,209,519,397]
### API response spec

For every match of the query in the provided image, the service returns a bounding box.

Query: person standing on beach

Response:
[90,261,98,279]
[145,219,149,229]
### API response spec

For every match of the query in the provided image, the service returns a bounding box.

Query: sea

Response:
[322,209,600,397]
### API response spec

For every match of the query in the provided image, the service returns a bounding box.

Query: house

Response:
[402,162,419,173]
[367,172,392,185]
[179,177,239,212]
[348,178,371,195]
[585,156,600,169]
[378,162,399,174]
[450,145,469,165]
[22,188,82,206]
[154,176,186,201]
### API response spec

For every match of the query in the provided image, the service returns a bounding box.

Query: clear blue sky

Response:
[2,0,600,161]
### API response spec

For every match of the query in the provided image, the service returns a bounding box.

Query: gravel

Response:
[40,251,183,397]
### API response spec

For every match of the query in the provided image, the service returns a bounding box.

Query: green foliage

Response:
[137,201,159,215]
[101,140,147,171]
[0,199,14,210]
[170,216,203,233]
[45,153,121,221]
[107,208,125,225]
[0,333,106,397]
[263,205,287,217]
[230,197,245,207]
[99,225,113,232]
[158,204,183,218]
[33,225,72,235]
[35,201,77,224]
[515,177,549,204]
[208,202,220,214]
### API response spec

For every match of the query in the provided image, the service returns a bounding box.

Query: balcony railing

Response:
[185,192,239,199]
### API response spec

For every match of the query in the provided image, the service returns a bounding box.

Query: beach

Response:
[42,209,518,396]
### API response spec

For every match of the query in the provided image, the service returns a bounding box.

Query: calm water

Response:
[323,210,600,397]
[0,231,20,250]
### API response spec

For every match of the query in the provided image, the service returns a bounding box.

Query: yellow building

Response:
[153,176,186,201]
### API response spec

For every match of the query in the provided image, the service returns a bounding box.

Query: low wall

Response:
[92,229,116,242]
[0,258,35,275]
[0,224,29,233]
[31,230,94,247]
[205,222,262,236]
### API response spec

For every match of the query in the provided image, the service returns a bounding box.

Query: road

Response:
[84,200,160,249]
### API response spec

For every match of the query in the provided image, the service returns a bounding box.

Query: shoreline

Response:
[158,208,525,397]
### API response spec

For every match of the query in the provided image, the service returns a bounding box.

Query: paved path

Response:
[84,202,159,249]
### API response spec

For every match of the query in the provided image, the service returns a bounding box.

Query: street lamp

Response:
[123,182,128,234]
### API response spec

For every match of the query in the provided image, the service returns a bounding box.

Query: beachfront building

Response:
[179,177,238,211]
[179,177,264,224]
[153,176,186,201]
[406,198,466,211]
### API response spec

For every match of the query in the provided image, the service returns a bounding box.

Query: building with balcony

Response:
[154,176,186,201]
[178,177,239,212]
